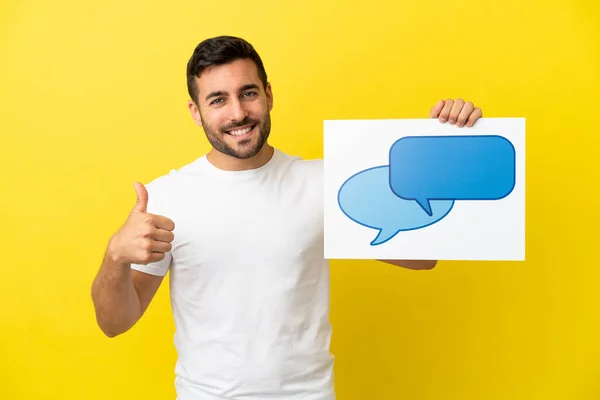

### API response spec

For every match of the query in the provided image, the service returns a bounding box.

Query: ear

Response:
[188,99,203,127]
[265,82,273,111]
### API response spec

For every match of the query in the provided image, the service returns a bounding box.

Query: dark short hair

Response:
[186,36,268,104]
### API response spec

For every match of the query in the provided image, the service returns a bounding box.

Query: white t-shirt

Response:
[131,148,335,400]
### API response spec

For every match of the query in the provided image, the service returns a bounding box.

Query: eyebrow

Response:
[205,90,227,102]
[204,83,261,102]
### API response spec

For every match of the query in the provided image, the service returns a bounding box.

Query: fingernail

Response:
[440,117,447,123]
[449,119,456,124]
[456,122,463,127]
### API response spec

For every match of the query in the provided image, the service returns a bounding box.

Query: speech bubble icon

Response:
[338,166,454,245]
[389,135,516,216]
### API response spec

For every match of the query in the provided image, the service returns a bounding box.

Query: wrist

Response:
[106,236,129,268]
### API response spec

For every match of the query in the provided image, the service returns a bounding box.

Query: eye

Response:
[242,91,258,98]
[209,98,224,105]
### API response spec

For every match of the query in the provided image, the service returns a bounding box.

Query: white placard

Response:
[323,118,525,261]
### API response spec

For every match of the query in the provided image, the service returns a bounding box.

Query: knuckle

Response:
[139,252,151,264]
[140,226,153,238]
[141,240,152,251]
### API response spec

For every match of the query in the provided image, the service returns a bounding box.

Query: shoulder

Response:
[275,149,323,179]
[141,156,207,208]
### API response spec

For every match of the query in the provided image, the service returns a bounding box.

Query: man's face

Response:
[189,58,273,160]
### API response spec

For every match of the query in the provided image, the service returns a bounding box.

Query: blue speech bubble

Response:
[389,135,516,216]
[338,166,454,245]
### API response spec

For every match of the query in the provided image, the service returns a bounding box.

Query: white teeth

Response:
[229,126,253,136]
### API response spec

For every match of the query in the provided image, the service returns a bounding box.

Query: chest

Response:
[167,177,324,271]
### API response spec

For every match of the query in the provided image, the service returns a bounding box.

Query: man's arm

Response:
[377,259,437,270]
[91,250,164,337]
[91,182,174,337]
[375,99,482,271]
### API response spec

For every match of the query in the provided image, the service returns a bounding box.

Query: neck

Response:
[206,143,274,171]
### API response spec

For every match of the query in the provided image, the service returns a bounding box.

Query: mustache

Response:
[222,117,258,132]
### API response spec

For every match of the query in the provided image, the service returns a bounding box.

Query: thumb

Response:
[132,182,149,213]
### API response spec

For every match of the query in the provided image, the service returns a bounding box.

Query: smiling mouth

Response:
[225,124,256,138]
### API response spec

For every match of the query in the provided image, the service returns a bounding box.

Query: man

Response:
[91,35,482,400]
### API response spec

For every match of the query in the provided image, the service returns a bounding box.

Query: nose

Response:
[229,98,248,122]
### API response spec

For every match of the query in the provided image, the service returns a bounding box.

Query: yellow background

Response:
[1,0,599,398]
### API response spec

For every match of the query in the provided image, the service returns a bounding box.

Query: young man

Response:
[91,36,482,400]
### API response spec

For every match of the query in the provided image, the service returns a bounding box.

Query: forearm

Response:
[378,259,438,270]
[91,251,142,337]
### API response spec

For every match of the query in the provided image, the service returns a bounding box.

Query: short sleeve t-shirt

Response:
[131,148,334,400]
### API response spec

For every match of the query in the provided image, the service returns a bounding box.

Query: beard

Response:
[200,112,271,160]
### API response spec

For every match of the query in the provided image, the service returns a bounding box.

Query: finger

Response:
[150,240,172,253]
[148,252,167,263]
[148,214,176,231]
[439,100,454,123]
[448,98,465,124]
[465,107,483,127]
[140,251,167,264]
[456,101,474,127]
[133,182,148,213]
[152,228,175,243]
[136,241,170,264]
[429,100,445,118]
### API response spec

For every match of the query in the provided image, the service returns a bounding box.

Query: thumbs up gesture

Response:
[107,182,176,265]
